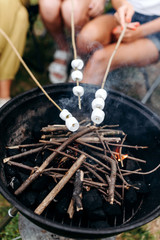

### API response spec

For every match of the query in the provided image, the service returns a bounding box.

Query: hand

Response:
[112,23,142,43]
[114,3,135,27]
[88,0,106,18]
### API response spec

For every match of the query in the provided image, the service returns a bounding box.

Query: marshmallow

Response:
[65,117,79,132]
[95,89,107,100]
[92,97,105,110]
[71,59,84,70]
[91,108,105,125]
[71,70,83,82]
[59,109,72,121]
[73,86,84,97]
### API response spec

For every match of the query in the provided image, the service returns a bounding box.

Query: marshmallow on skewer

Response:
[91,108,105,125]
[71,59,84,70]
[95,89,107,100]
[59,109,79,132]
[65,116,79,132]
[59,109,72,121]
[92,97,105,110]
[73,86,84,97]
[71,70,83,82]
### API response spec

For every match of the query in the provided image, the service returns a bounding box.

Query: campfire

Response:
[0,84,160,238]
[3,123,150,218]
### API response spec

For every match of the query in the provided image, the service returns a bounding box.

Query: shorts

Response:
[132,12,160,52]
[108,9,160,53]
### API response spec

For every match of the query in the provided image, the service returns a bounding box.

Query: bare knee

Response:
[77,29,103,55]
[39,0,61,23]
[92,49,108,65]
[61,0,90,29]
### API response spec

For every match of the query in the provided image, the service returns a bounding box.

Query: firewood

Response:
[3,146,45,163]
[3,122,158,225]
[14,126,98,196]
[49,136,121,143]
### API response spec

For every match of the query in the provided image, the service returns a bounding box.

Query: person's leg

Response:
[61,0,91,30]
[0,80,12,98]
[0,0,28,102]
[39,0,69,51]
[76,14,117,55]
[82,38,159,85]
[76,14,117,62]
[0,6,29,81]
[39,0,73,83]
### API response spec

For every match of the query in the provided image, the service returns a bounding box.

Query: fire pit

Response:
[0,83,160,239]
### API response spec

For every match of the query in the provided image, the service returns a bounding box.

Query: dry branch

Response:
[6,143,44,149]
[50,136,121,143]
[40,124,119,133]
[3,146,45,163]
[93,151,117,204]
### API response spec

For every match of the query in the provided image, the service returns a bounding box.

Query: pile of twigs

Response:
[3,121,159,221]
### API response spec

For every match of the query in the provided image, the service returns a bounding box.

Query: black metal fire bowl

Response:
[0,83,160,239]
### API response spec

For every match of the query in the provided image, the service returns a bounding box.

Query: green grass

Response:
[120,226,155,240]
[0,195,19,240]
[0,215,19,240]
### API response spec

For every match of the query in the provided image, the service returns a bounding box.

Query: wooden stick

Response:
[123,164,160,175]
[101,24,127,89]
[3,146,45,163]
[7,161,68,175]
[93,152,117,204]
[6,143,44,149]
[0,28,62,111]
[96,129,107,156]
[50,136,121,143]
[107,142,148,149]
[34,154,86,215]
[8,161,34,171]
[41,130,125,139]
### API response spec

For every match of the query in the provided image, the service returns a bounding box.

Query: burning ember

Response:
[115,153,128,162]
[114,147,128,167]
